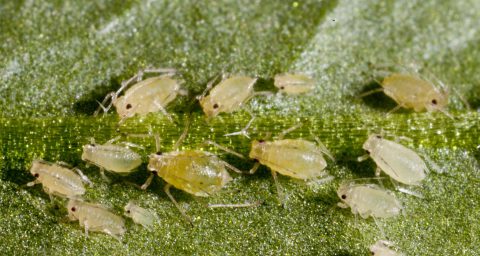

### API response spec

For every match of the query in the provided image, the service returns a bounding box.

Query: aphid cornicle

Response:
[27,159,90,199]
[274,73,314,94]
[360,134,427,185]
[370,240,405,256]
[337,182,403,219]
[81,139,142,179]
[124,201,157,229]
[95,68,186,121]
[248,125,333,202]
[67,199,126,241]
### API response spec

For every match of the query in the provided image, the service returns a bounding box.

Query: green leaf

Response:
[1,0,479,255]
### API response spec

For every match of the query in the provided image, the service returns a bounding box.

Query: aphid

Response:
[141,122,245,224]
[198,75,270,137]
[361,73,450,116]
[274,73,314,94]
[27,159,91,199]
[337,182,403,218]
[248,125,334,202]
[81,138,142,179]
[359,134,427,185]
[67,199,126,241]
[95,68,186,121]
[370,240,405,256]
[124,201,157,229]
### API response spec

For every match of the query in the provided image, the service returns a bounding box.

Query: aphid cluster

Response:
[25,68,450,254]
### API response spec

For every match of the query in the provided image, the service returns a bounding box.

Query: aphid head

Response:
[425,88,448,112]
[147,153,166,173]
[29,160,43,177]
[362,134,383,153]
[336,183,351,202]
[113,96,136,119]
[199,95,221,118]
[67,199,80,220]
[124,202,134,217]
[248,140,267,160]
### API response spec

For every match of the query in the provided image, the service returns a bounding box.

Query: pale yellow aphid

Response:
[141,122,245,224]
[362,73,450,116]
[124,201,157,229]
[67,199,126,241]
[81,138,142,179]
[274,73,314,94]
[359,134,427,185]
[337,182,403,219]
[248,125,334,202]
[95,68,186,121]
[27,159,90,199]
[198,75,258,118]
[198,75,271,138]
[370,240,405,256]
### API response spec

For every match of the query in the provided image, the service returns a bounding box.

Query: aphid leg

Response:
[314,137,335,161]
[357,88,384,98]
[224,111,256,138]
[208,200,263,208]
[141,173,155,190]
[26,179,40,187]
[421,153,443,173]
[357,154,370,162]
[152,100,174,122]
[249,161,261,174]
[73,167,93,186]
[373,217,386,238]
[386,105,403,116]
[271,170,285,205]
[375,167,382,176]
[337,202,348,209]
[223,161,244,174]
[397,187,424,198]
[105,136,121,145]
[103,229,122,242]
[202,140,245,159]
[277,123,303,140]
[94,92,116,116]
[164,184,193,226]
[99,168,111,182]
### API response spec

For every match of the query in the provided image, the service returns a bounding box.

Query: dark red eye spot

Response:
[126,103,132,109]
[156,151,162,155]
[258,139,265,143]
[213,103,219,109]
[71,207,76,212]
[341,195,347,199]
[126,210,131,214]
[366,150,371,155]
[376,135,382,139]
[431,99,437,105]
[280,86,285,90]
[34,173,39,178]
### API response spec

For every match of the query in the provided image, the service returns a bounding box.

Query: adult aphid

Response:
[27,159,91,199]
[337,182,403,219]
[124,201,157,229]
[248,124,334,203]
[358,134,427,186]
[141,121,248,224]
[81,138,142,180]
[360,73,451,117]
[95,68,187,122]
[198,75,271,137]
[274,73,314,95]
[370,240,405,256]
[67,199,126,241]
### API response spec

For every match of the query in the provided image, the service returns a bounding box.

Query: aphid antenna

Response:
[276,123,303,140]
[201,140,245,159]
[73,167,93,186]
[224,109,256,139]
[208,200,263,208]
[343,177,387,185]
[172,115,191,151]
[420,153,444,174]
[94,92,117,116]
[137,67,177,81]
[438,108,455,120]
[196,74,221,100]
[452,87,471,110]
[313,137,335,161]
[357,88,384,99]
[397,186,424,198]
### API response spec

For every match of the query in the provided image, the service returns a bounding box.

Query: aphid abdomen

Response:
[82,145,142,173]
[155,151,232,196]
[252,140,327,179]
[372,140,427,185]
[274,74,314,94]
[382,74,436,111]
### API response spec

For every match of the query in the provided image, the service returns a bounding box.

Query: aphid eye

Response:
[71,207,76,212]
[370,251,375,255]
[213,103,219,109]
[375,135,382,139]
[126,210,131,214]
[341,195,347,199]
[89,143,95,147]
[156,151,163,155]
[431,99,437,105]
[258,139,265,143]
[365,150,371,155]
[126,103,132,109]
[280,86,285,90]
[34,173,39,178]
